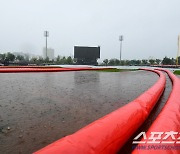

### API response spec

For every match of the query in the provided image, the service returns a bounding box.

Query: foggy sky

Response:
[0,0,180,61]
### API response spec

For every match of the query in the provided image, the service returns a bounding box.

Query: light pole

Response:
[176,34,180,65]
[44,31,49,59]
[119,35,123,65]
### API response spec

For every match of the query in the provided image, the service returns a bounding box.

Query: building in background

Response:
[43,47,54,60]
[74,46,100,65]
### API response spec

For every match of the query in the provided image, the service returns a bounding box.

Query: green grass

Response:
[96,68,138,72]
[174,70,180,75]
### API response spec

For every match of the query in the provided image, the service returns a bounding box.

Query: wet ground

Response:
[0,70,160,154]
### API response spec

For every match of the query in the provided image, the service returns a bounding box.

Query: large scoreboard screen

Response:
[74,46,100,59]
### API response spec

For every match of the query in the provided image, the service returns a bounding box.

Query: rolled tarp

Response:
[0,66,63,68]
[34,69,166,154]
[132,69,180,154]
[0,67,113,73]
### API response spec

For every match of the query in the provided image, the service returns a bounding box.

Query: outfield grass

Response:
[174,70,180,75]
[96,68,138,72]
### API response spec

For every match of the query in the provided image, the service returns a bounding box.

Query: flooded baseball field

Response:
[0,70,172,154]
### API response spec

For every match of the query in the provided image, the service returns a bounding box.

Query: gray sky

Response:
[0,0,180,61]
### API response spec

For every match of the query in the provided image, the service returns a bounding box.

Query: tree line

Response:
[0,52,74,65]
[0,52,179,66]
[102,56,180,66]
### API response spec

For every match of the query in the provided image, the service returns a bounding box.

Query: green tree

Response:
[149,59,155,65]
[103,59,108,66]
[31,57,38,63]
[108,59,120,66]
[56,55,61,62]
[142,59,148,65]
[129,60,136,65]
[155,59,161,65]
[171,58,176,65]
[124,60,130,65]
[44,57,49,63]
[120,60,126,66]
[136,60,141,65]
[38,57,44,64]
[115,59,120,65]
[162,56,172,65]
[0,53,6,61]
[6,52,15,61]
[16,55,25,61]
[24,54,29,62]
[108,59,116,66]
[60,56,66,64]
[66,56,73,64]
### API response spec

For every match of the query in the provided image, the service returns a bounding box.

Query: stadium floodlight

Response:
[119,35,123,41]
[119,35,124,64]
[44,31,49,59]
[177,34,180,65]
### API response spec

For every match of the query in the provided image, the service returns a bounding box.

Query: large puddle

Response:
[0,70,158,154]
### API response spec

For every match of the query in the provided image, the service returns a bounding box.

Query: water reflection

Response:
[73,71,100,85]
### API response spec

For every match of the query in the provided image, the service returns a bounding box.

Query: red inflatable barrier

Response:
[132,69,180,154]
[0,67,112,73]
[34,69,166,154]
[0,66,63,68]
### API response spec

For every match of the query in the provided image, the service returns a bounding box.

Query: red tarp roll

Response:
[132,69,180,154]
[0,67,112,73]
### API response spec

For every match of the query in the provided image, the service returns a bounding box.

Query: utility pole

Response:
[119,35,123,65]
[44,31,49,59]
[176,34,180,65]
